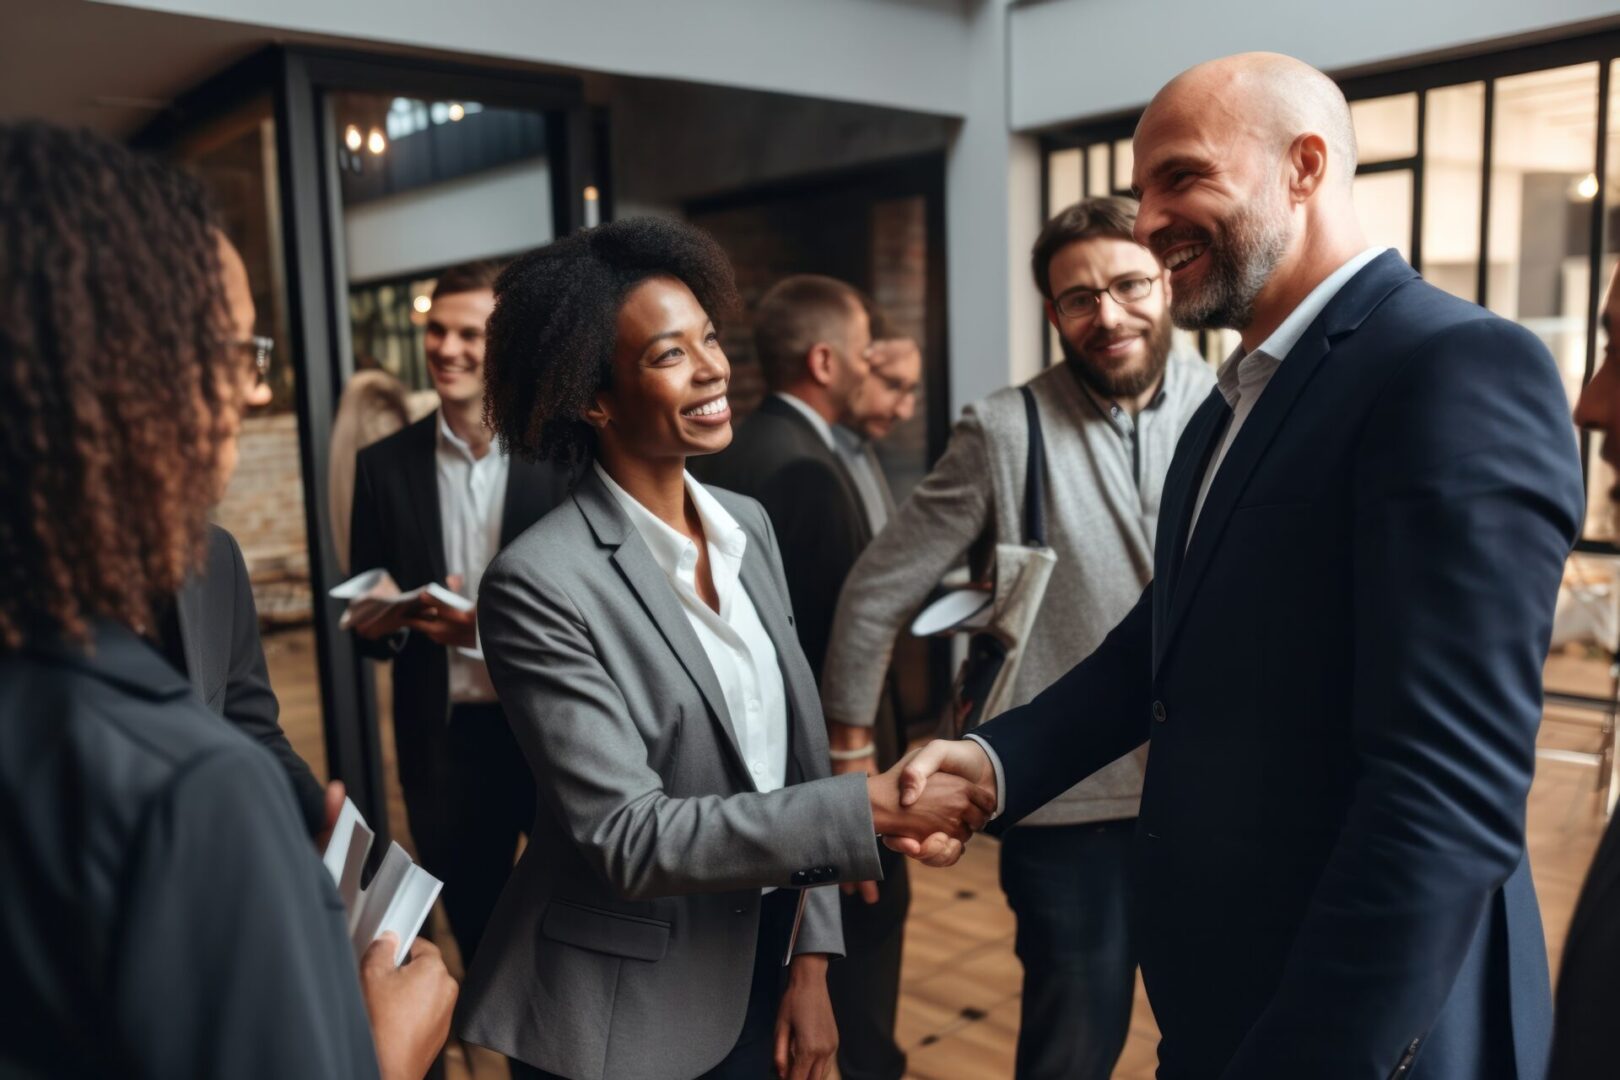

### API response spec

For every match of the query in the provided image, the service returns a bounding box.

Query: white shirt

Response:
[594,462,790,795]
[971,247,1387,814]
[1187,247,1386,542]
[436,412,509,704]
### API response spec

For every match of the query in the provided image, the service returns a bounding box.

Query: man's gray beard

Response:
[1060,314,1174,399]
[1170,199,1291,332]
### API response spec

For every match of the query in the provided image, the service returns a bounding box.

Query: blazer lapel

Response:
[1152,389,1231,670]
[574,471,755,786]
[409,414,447,582]
[1157,252,1418,672]
[736,536,820,785]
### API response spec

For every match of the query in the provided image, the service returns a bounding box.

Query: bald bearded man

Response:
[896,54,1582,1079]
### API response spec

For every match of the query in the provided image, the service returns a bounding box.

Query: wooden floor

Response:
[264,630,1615,1079]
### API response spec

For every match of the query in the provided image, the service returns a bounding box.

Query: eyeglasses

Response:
[239,335,274,389]
[1053,276,1160,320]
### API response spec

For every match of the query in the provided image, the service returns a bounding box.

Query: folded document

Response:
[321,797,442,966]
[329,568,472,631]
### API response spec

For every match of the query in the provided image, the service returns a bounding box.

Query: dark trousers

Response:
[998,818,1137,1080]
[397,702,533,964]
[826,844,911,1080]
[512,889,798,1080]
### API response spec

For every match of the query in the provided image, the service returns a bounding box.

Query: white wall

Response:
[1009,0,1620,131]
[102,0,974,118]
[946,0,1044,414]
[343,158,553,282]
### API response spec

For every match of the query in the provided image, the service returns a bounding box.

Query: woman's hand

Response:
[773,953,838,1080]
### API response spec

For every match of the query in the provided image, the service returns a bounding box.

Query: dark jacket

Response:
[0,621,377,1079]
[1549,811,1620,1077]
[348,411,570,731]
[693,394,874,681]
[972,253,1583,1078]
[176,524,325,835]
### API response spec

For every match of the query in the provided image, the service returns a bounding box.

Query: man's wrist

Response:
[788,952,829,980]
[828,719,874,752]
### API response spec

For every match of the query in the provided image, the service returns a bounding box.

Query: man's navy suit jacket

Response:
[973,252,1584,1079]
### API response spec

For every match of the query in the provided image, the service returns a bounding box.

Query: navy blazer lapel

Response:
[574,470,755,787]
[1158,252,1418,672]
[735,531,820,785]
[409,414,448,582]
[1153,389,1231,669]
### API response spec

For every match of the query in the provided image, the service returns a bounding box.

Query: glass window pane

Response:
[1422,82,1485,301]
[1487,64,1600,410]
[1544,552,1620,698]
[1351,93,1418,163]
[1114,138,1134,193]
[1087,143,1111,197]
[178,99,329,786]
[1354,170,1413,262]
[1048,148,1082,212]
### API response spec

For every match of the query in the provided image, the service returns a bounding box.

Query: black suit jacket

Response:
[176,524,325,835]
[0,621,377,1079]
[1550,811,1620,1077]
[349,413,570,733]
[693,394,902,767]
[972,253,1584,1078]
[694,395,872,678]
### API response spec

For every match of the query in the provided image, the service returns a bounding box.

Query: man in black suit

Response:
[162,523,330,838]
[900,54,1584,1078]
[695,274,910,1080]
[1553,263,1620,1078]
[349,261,570,964]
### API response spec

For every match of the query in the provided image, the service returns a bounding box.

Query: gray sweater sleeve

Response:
[821,406,995,727]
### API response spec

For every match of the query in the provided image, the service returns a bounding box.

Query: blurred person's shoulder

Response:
[0,621,292,869]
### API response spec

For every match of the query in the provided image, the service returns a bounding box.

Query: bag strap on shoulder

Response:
[1020,385,1047,548]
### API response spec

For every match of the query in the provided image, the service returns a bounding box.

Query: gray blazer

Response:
[456,468,883,1080]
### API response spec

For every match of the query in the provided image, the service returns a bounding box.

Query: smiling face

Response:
[1131,86,1295,332]
[1045,235,1173,398]
[589,274,732,466]
[424,286,496,406]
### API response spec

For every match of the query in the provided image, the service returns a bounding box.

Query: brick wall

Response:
[213,412,313,625]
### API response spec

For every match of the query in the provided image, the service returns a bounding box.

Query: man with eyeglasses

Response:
[821,196,1212,1079]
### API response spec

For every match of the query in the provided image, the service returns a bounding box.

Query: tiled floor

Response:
[266,630,1615,1078]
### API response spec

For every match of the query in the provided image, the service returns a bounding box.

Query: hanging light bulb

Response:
[413,294,432,314]
[367,128,386,155]
[448,102,465,122]
[1576,173,1600,201]
[343,124,363,152]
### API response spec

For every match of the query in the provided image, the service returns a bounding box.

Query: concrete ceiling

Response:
[0,0,288,135]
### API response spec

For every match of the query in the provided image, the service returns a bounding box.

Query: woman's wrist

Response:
[788,952,830,981]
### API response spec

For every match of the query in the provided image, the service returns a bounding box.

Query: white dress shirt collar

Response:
[1214,246,1387,408]
[593,462,749,612]
[774,391,837,452]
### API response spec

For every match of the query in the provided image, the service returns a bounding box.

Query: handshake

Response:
[863,739,999,868]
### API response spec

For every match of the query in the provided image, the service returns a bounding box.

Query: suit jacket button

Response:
[791,871,809,886]
[732,905,746,915]
[1152,700,1167,723]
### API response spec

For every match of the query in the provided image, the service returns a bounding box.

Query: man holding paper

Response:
[348,260,571,965]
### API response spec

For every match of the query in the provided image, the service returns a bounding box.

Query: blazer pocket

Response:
[541,898,672,962]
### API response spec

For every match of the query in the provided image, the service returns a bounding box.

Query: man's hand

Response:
[829,721,880,904]
[773,953,837,1080]
[405,574,478,649]
[359,932,458,1080]
[876,740,998,868]
[348,576,409,640]
[867,751,994,853]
